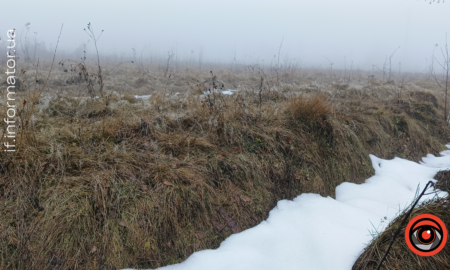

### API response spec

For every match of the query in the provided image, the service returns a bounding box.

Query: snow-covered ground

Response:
[123,145,450,270]
[134,95,152,99]
[221,89,237,95]
[203,89,238,95]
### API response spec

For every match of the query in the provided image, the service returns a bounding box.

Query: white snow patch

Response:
[122,146,450,270]
[203,89,238,95]
[221,89,237,95]
[134,95,152,99]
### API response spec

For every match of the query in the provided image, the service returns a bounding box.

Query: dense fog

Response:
[1,0,449,72]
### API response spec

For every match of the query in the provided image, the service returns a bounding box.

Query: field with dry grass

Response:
[0,60,449,269]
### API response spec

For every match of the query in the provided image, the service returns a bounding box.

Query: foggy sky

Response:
[1,0,450,72]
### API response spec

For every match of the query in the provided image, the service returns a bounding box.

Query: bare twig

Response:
[376,181,435,270]
[21,24,63,134]
[84,23,104,97]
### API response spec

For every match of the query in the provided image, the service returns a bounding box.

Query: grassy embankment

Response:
[0,63,449,269]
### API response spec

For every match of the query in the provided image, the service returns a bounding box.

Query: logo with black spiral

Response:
[405,214,447,256]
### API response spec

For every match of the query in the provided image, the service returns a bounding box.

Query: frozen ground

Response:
[123,145,450,270]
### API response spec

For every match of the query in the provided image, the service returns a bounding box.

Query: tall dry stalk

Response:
[83,22,104,97]
[431,33,449,122]
[21,24,63,135]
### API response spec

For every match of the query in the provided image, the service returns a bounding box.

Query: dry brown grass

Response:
[0,61,449,269]
[288,93,329,123]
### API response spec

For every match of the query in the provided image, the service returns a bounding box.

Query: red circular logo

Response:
[405,214,447,256]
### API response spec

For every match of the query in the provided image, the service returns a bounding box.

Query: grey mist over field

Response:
[1,0,450,71]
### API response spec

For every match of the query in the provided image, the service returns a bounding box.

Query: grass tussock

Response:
[0,62,450,269]
[288,93,329,123]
